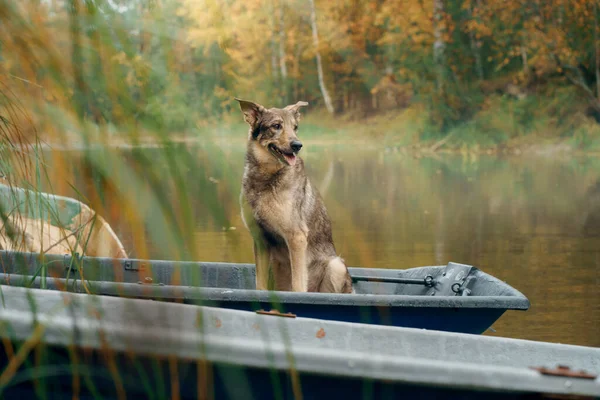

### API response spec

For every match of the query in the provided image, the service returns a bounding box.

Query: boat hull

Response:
[0,285,595,400]
[0,250,530,334]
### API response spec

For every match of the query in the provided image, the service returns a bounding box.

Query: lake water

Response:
[43,142,600,347]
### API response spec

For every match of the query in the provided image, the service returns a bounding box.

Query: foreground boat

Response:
[0,250,529,334]
[0,285,596,399]
[0,182,128,258]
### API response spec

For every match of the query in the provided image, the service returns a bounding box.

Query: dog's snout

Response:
[290,140,303,153]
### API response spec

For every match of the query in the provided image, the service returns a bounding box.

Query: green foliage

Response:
[144,85,196,132]
[568,123,600,151]
[1,0,600,145]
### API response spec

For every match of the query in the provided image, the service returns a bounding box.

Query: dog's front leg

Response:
[287,233,308,292]
[253,239,272,290]
[241,194,273,290]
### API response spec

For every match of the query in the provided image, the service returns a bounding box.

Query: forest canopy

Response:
[1,0,599,146]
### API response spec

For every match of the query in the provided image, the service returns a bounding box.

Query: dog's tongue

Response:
[284,153,297,166]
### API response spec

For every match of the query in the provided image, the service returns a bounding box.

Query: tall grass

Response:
[0,0,210,260]
[2,1,599,398]
[0,1,240,397]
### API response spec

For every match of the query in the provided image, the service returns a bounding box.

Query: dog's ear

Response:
[284,101,309,120]
[235,98,265,127]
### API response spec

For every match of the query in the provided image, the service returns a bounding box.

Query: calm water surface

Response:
[45,142,600,347]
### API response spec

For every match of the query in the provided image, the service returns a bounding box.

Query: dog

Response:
[236,98,353,293]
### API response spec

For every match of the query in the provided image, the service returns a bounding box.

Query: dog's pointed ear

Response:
[235,98,265,127]
[285,101,309,120]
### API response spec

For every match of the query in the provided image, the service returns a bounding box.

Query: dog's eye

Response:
[293,125,298,131]
[273,123,282,130]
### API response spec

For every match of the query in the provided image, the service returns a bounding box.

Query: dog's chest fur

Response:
[241,161,311,243]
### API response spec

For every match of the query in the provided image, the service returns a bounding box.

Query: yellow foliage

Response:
[2,0,599,136]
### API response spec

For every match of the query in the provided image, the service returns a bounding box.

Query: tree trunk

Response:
[271,49,278,81]
[293,44,301,101]
[269,2,279,86]
[87,1,105,124]
[433,0,446,93]
[469,30,484,80]
[69,0,86,120]
[278,0,288,103]
[595,0,600,100]
[554,55,600,113]
[520,45,529,76]
[278,0,287,80]
[308,0,334,114]
[469,1,483,80]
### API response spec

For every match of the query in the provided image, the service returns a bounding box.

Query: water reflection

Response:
[43,143,600,347]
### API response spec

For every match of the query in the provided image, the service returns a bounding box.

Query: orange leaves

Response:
[9,0,598,125]
[110,53,150,89]
[464,20,492,39]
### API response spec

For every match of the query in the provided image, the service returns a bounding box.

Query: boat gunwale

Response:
[0,274,531,310]
[0,250,530,310]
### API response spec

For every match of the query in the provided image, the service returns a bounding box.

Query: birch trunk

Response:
[278,0,287,80]
[293,44,301,100]
[269,2,279,83]
[308,0,334,114]
[278,0,288,103]
[433,0,446,93]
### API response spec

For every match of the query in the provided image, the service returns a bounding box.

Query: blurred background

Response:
[0,0,598,347]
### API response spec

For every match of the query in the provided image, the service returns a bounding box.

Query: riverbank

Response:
[8,82,600,156]
[190,83,600,156]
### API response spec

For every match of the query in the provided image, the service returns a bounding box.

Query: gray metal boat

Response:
[0,285,596,399]
[0,250,529,334]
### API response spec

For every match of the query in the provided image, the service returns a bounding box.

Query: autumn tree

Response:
[4,0,600,134]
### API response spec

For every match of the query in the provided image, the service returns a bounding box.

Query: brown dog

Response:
[236,98,353,293]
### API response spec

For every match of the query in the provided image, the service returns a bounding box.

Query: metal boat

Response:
[0,250,529,334]
[0,285,595,399]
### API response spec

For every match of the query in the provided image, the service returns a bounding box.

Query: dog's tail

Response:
[319,256,353,294]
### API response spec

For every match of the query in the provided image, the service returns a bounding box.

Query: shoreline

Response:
[21,133,600,158]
